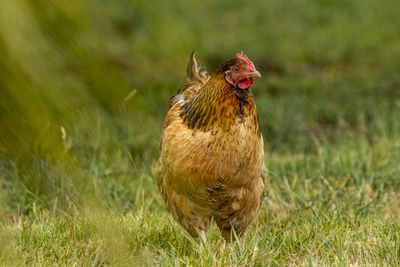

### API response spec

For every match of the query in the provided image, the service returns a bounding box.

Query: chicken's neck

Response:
[180,73,260,134]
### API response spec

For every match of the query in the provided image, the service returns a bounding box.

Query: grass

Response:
[0,0,400,265]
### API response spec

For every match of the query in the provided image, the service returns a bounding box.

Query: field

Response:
[0,0,400,265]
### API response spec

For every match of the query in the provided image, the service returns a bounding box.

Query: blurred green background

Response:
[0,0,400,265]
[1,0,400,221]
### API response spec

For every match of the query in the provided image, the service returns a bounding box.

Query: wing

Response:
[167,52,210,109]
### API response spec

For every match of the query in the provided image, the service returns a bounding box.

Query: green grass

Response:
[1,0,400,265]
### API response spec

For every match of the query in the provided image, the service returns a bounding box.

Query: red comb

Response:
[235,51,255,69]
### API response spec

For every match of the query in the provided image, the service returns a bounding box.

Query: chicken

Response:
[155,52,267,243]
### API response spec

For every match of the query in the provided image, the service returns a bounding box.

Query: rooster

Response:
[155,52,267,243]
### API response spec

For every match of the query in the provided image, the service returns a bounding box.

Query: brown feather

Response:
[156,53,266,241]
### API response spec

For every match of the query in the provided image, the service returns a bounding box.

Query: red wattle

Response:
[225,76,254,89]
[238,77,254,89]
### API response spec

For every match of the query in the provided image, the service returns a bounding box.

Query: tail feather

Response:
[168,52,210,110]
[187,51,210,85]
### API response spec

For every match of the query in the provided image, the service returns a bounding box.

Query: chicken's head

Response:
[225,51,261,90]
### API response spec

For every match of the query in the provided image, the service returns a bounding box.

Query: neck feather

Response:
[179,73,260,133]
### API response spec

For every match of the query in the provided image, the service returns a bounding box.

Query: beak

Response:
[249,69,261,78]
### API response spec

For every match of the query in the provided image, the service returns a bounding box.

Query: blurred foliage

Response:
[0,0,399,220]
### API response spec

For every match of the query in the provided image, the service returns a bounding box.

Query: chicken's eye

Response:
[234,66,240,72]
